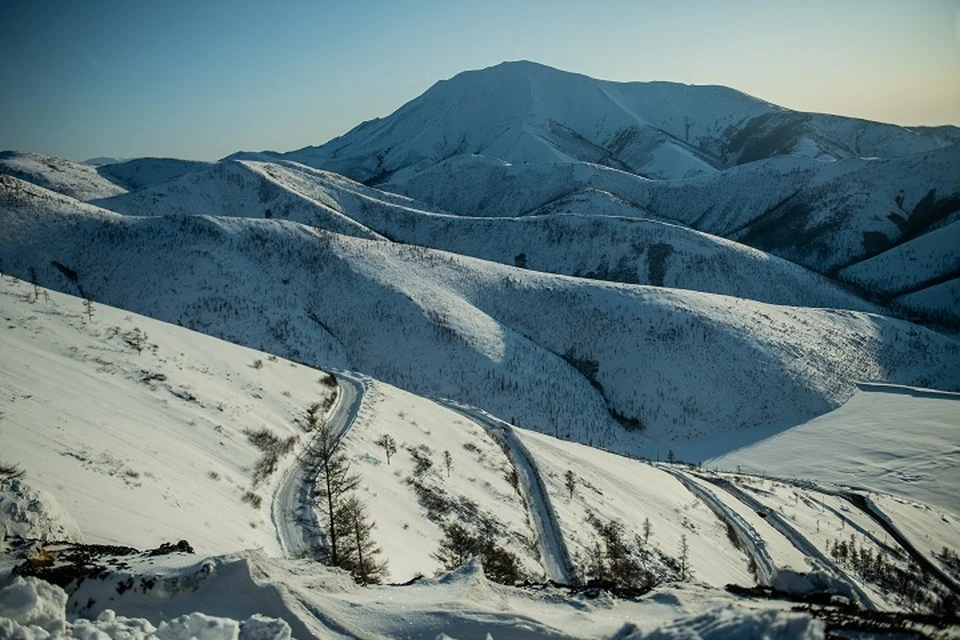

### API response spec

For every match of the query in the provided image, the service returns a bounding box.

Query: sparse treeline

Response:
[578,513,688,592]
[301,400,387,585]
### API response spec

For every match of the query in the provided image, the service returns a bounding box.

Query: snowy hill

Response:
[3,176,959,458]
[91,160,383,240]
[94,157,211,191]
[0,151,127,201]
[85,157,875,311]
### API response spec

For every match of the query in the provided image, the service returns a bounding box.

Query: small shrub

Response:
[245,428,298,485]
[410,445,434,476]
[242,491,263,509]
[251,359,264,369]
[0,462,26,481]
[319,373,337,388]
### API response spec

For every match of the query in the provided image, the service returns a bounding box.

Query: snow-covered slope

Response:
[391,147,960,279]
[709,384,960,515]
[0,276,337,555]
[94,157,211,191]
[2,277,958,636]
[122,158,872,310]
[219,160,874,311]
[91,160,383,240]
[837,219,960,324]
[3,178,959,458]
[0,151,127,201]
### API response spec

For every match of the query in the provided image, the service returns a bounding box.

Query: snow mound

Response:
[615,604,824,639]
[0,479,82,543]
[0,576,292,640]
[0,576,68,635]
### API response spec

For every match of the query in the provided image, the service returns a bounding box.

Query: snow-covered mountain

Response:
[2,59,960,636]
[221,61,959,326]
[0,151,127,201]
[262,60,957,183]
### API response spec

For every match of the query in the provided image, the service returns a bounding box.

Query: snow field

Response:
[709,384,960,515]
[0,277,336,554]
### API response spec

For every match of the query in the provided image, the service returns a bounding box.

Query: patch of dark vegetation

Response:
[319,372,337,388]
[138,370,167,385]
[579,513,682,592]
[561,349,601,392]
[828,533,946,612]
[646,243,673,287]
[726,112,812,164]
[0,461,26,481]
[404,445,531,585]
[725,583,856,610]
[433,522,524,585]
[51,260,78,283]
[11,539,192,590]
[169,387,198,403]
[935,547,960,583]
[241,490,263,509]
[245,427,298,485]
[609,408,644,432]
[801,604,958,640]
[728,583,959,638]
[582,255,638,285]
[144,539,194,557]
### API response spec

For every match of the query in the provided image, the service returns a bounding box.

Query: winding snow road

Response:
[271,371,365,558]
[440,401,578,585]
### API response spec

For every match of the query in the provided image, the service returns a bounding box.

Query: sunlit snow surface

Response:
[710,384,960,514]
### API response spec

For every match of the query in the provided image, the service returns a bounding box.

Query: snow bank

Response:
[0,576,292,640]
[0,479,82,544]
[614,605,824,639]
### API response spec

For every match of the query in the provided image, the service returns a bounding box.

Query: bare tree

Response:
[564,470,577,499]
[443,450,452,478]
[679,534,691,581]
[83,296,94,322]
[642,517,652,547]
[123,327,148,355]
[28,267,38,302]
[338,495,388,585]
[374,434,397,465]
[302,410,359,567]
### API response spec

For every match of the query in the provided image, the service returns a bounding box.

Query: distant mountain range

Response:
[2,60,959,457]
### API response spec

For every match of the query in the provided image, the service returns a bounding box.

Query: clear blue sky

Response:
[2,0,958,161]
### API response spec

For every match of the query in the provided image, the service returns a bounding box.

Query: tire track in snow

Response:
[694,472,877,610]
[271,371,365,558]
[839,492,960,596]
[658,466,776,586]
[440,401,578,584]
